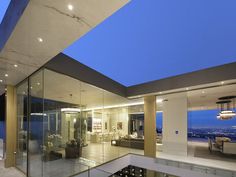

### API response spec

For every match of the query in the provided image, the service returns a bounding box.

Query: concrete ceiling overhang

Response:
[45,54,236,98]
[0,0,129,94]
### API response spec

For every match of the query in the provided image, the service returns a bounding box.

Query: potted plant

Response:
[65,139,82,158]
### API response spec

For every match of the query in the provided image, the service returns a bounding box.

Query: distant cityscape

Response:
[188,128,236,142]
[156,110,236,142]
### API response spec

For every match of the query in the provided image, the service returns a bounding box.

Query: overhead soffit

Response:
[0,0,129,94]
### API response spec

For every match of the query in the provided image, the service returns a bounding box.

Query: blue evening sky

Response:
[188,110,236,129]
[64,0,236,86]
[156,110,236,129]
[0,0,10,24]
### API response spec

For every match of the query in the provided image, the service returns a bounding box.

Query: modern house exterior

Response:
[0,1,236,177]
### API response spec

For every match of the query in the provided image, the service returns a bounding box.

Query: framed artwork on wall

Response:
[117,122,122,130]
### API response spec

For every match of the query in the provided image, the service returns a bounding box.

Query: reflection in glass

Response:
[16,68,144,177]
[16,80,28,173]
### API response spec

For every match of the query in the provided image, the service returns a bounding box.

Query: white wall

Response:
[107,108,129,136]
[162,92,188,156]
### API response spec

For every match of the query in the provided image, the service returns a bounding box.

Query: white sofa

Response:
[222,142,236,155]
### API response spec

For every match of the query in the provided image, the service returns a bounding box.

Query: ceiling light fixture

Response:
[186,88,189,90]
[37,82,40,86]
[67,4,74,11]
[37,37,43,42]
[61,108,81,113]
[156,99,163,103]
[0,80,2,83]
[221,81,225,85]
[5,74,8,77]
[216,96,236,120]
[14,64,18,68]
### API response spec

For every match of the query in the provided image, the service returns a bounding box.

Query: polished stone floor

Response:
[0,160,25,177]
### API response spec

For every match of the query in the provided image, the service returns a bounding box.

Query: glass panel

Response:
[80,82,104,164]
[16,79,28,173]
[43,69,92,177]
[29,70,44,177]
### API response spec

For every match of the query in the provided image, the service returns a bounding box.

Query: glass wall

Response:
[16,79,28,173]
[16,68,144,177]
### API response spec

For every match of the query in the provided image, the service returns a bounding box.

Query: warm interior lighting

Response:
[4,74,8,77]
[61,108,81,113]
[67,4,74,11]
[14,64,18,68]
[0,80,2,83]
[37,37,43,42]
[217,110,236,120]
[156,99,163,103]
[31,113,47,116]
[84,102,144,111]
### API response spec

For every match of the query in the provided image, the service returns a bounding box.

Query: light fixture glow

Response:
[217,111,236,120]
[4,74,8,77]
[0,80,2,83]
[221,81,225,85]
[31,113,47,116]
[37,37,43,42]
[201,90,205,94]
[186,88,189,90]
[61,108,81,113]
[67,4,74,10]
[37,82,40,86]
[14,64,18,68]
[156,99,163,103]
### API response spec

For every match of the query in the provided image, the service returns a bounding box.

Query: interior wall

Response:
[106,108,129,136]
[162,93,188,156]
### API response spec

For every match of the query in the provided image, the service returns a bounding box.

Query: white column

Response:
[162,93,188,156]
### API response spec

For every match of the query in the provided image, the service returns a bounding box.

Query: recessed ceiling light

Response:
[30,86,33,89]
[5,74,8,77]
[221,81,224,85]
[37,37,43,42]
[159,92,162,94]
[67,4,74,11]
[0,80,2,83]
[14,64,18,68]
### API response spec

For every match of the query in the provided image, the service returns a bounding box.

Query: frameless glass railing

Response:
[155,157,236,177]
[73,167,119,177]
[59,153,236,177]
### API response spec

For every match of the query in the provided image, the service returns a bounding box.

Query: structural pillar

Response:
[162,93,188,156]
[5,85,17,168]
[144,95,156,157]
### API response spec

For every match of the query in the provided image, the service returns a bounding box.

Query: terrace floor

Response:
[0,141,235,177]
